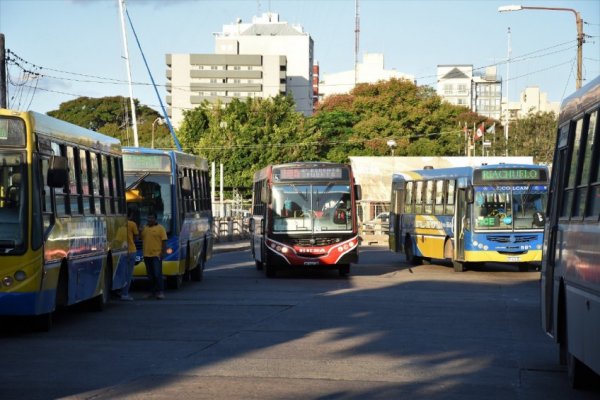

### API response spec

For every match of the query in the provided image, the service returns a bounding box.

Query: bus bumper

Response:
[0,290,55,316]
[464,249,542,263]
[266,236,359,267]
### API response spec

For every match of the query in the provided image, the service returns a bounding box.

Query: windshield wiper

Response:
[126,172,150,191]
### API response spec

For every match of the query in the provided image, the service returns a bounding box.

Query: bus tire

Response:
[453,261,465,272]
[167,274,183,289]
[405,237,422,265]
[265,255,277,278]
[518,264,529,272]
[190,256,204,282]
[255,260,263,270]
[338,264,350,277]
[90,264,111,312]
[30,312,53,332]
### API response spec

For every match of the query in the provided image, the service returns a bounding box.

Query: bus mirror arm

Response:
[466,186,474,204]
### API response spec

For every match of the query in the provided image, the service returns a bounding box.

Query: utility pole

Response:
[504,27,511,156]
[118,0,139,147]
[354,0,360,86]
[0,34,7,108]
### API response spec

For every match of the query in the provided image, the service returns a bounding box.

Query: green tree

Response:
[47,96,173,148]
[506,111,557,164]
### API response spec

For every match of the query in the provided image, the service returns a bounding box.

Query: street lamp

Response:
[151,117,164,149]
[386,139,397,156]
[498,4,584,89]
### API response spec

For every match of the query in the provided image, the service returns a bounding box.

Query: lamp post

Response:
[151,117,164,149]
[386,139,397,156]
[498,4,584,90]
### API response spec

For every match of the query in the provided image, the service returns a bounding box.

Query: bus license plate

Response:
[304,261,319,266]
[508,256,520,262]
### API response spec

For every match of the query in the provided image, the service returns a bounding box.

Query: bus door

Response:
[251,215,264,263]
[542,128,569,333]
[454,187,467,261]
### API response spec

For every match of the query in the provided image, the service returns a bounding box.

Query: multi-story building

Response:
[166,53,286,129]
[214,12,314,116]
[319,53,415,98]
[437,65,502,120]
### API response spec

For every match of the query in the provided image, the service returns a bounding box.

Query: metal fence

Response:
[213,217,250,242]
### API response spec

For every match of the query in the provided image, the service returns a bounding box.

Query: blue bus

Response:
[123,147,213,288]
[389,163,549,272]
[541,75,600,387]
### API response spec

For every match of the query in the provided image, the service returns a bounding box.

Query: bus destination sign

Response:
[123,154,171,172]
[475,168,546,184]
[277,167,344,181]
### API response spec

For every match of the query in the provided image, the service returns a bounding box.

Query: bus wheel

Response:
[518,264,529,272]
[265,257,277,278]
[167,274,183,289]
[190,256,205,282]
[338,264,350,277]
[30,313,53,332]
[453,261,465,272]
[255,260,263,270]
[90,265,111,312]
[405,237,422,265]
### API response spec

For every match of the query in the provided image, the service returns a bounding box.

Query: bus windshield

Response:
[272,183,353,233]
[474,185,548,231]
[0,153,26,250]
[125,173,172,234]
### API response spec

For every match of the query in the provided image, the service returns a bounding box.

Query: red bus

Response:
[250,162,361,277]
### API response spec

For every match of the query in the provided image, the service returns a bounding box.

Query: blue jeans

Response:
[120,253,136,297]
[144,256,164,294]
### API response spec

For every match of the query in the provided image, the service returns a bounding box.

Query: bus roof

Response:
[559,75,600,124]
[122,146,208,170]
[2,110,122,155]
[392,163,547,182]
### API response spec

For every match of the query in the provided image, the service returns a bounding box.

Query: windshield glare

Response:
[474,185,547,231]
[125,174,172,234]
[0,153,26,249]
[272,183,352,233]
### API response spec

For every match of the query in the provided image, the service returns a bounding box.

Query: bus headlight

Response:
[2,276,13,287]
[14,270,27,281]
[536,244,542,250]
[473,241,479,247]
[478,243,484,249]
[281,246,289,253]
[483,245,489,251]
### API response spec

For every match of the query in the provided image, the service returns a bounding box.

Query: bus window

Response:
[80,150,92,214]
[89,153,102,214]
[562,119,583,218]
[0,153,26,250]
[424,180,433,214]
[434,180,444,214]
[54,144,68,216]
[415,181,423,214]
[446,180,456,214]
[404,181,413,213]
[66,146,81,215]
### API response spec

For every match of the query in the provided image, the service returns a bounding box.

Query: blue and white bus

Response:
[123,147,213,289]
[541,75,600,388]
[389,163,549,272]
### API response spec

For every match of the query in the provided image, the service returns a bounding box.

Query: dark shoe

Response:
[156,292,165,300]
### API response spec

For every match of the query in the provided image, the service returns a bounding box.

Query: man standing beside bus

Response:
[120,210,139,301]
[141,212,167,300]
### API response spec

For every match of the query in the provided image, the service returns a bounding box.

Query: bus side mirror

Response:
[261,185,271,204]
[47,156,68,188]
[354,184,362,201]
[181,176,192,196]
[466,186,474,204]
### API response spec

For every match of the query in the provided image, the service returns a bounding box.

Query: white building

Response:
[437,65,502,120]
[214,12,314,116]
[513,86,560,118]
[166,53,286,129]
[319,53,415,98]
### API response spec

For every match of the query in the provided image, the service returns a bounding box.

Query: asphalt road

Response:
[1,246,599,399]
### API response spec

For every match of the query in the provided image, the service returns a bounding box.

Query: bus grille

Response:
[486,235,537,243]
[291,238,340,247]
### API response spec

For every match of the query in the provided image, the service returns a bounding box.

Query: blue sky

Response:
[1,0,598,115]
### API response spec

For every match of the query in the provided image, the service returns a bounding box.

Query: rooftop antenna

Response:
[118,0,139,147]
[354,0,360,85]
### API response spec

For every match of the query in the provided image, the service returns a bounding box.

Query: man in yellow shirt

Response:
[141,212,167,300]
[120,210,139,301]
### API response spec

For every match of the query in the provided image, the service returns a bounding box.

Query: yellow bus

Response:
[0,108,128,331]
